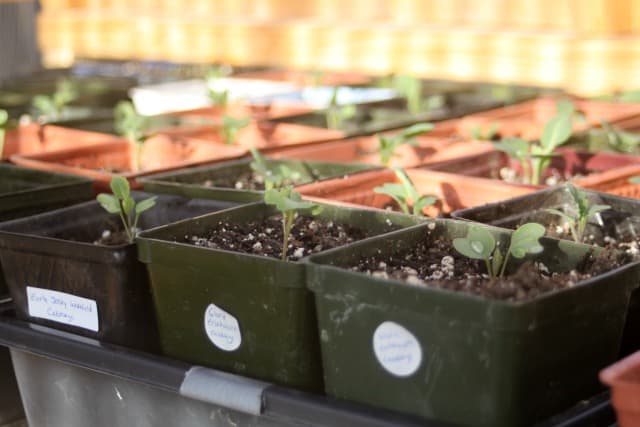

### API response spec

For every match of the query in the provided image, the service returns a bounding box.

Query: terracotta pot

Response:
[2,124,117,160]
[425,148,640,195]
[10,136,246,193]
[233,69,372,87]
[297,167,535,215]
[456,97,640,140]
[169,103,313,122]
[601,351,640,427]
[163,121,344,151]
[269,132,493,168]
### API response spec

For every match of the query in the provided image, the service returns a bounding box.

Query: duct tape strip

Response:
[179,366,269,415]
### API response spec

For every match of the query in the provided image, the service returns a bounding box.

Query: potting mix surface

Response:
[350,226,625,302]
[185,215,372,261]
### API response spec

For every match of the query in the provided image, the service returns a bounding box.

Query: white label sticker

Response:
[204,303,242,352]
[26,286,99,332]
[373,321,422,377]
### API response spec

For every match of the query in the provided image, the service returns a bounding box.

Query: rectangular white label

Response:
[26,286,99,332]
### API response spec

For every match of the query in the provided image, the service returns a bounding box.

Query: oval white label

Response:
[204,303,242,351]
[372,321,422,377]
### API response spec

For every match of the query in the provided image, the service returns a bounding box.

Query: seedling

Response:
[206,66,232,107]
[0,109,8,158]
[376,122,434,167]
[599,120,640,154]
[114,101,150,172]
[453,223,545,278]
[249,148,301,190]
[222,115,250,145]
[470,122,499,141]
[556,100,587,124]
[545,182,610,243]
[325,87,356,130]
[493,111,573,185]
[373,168,438,216]
[32,78,78,120]
[264,186,323,261]
[96,176,156,244]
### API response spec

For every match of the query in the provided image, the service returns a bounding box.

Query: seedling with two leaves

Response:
[222,115,250,145]
[373,168,438,216]
[453,223,545,278]
[264,186,323,261]
[249,148,301,190]
[388,75,445,115]
[114,101,151,172]
[206,66,233,107]
[96,176,157,244]
[545,182,610,243]
[325,87,357,130]
[376,123,434,167]
[32,78,78,121]
[493,111,573,185]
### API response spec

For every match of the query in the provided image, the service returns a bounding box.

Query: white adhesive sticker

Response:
[204,303,242,351]
[26,286,99,332]
[373,321,422,377]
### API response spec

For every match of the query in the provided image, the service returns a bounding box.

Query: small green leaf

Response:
[0,110,8,126]
[96,194,120,214]
[545,208,575,224]
[135,197,157,214]
[541,113,573,152]
[122,196,135,216]
[556,100,576,117]
[509,223,545,259]
[493,138,529,160]
[453,226,496,260]
[630,176,640,184]
[400,123,434,139]
[110,176,130,200]
[587,204,610,217]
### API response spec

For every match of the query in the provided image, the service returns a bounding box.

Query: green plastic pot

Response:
[304,219,640,427]
[138,157,377,203]
[452,187,640,358]
[0,193,238,352]
[136,202,425,391]
[0,164,94,295]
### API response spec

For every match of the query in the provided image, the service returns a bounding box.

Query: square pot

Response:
[452,187,640,358]
[138,156,377,203]
[270,132,493,168]
[136,202,425,391]
[425,148,640,197]
[296,167,536,215]
[456,97,640,140]
[304,219,640,426]
[10,136,247,193]
[0,193,238,351]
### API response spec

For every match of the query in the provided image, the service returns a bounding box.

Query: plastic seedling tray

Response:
[0,304,618,427]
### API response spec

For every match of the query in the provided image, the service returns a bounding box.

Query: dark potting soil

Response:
[351,225,627,302]
[184,215,371,261]
[200,171,303,191]
[46,218,132,246]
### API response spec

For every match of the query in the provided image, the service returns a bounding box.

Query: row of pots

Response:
[3,158,640,426]
[6,93,640,426]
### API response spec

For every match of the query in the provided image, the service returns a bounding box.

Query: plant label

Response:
[204,303,242,352]
[26,286,99,332]
[373,321,422,377]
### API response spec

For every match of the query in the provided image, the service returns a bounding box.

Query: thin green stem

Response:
[281,211,295,261]
[499,250,511,277]
[485,259,493,278]
[0,129,5,158]
[118,204,134,243]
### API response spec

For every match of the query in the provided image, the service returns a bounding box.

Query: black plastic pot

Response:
[0,192,238,352]
[304,219,639,427]
[138,157,377,203]
[452,187,640,357]
[136,202,425,391]
[0,164,94,296]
